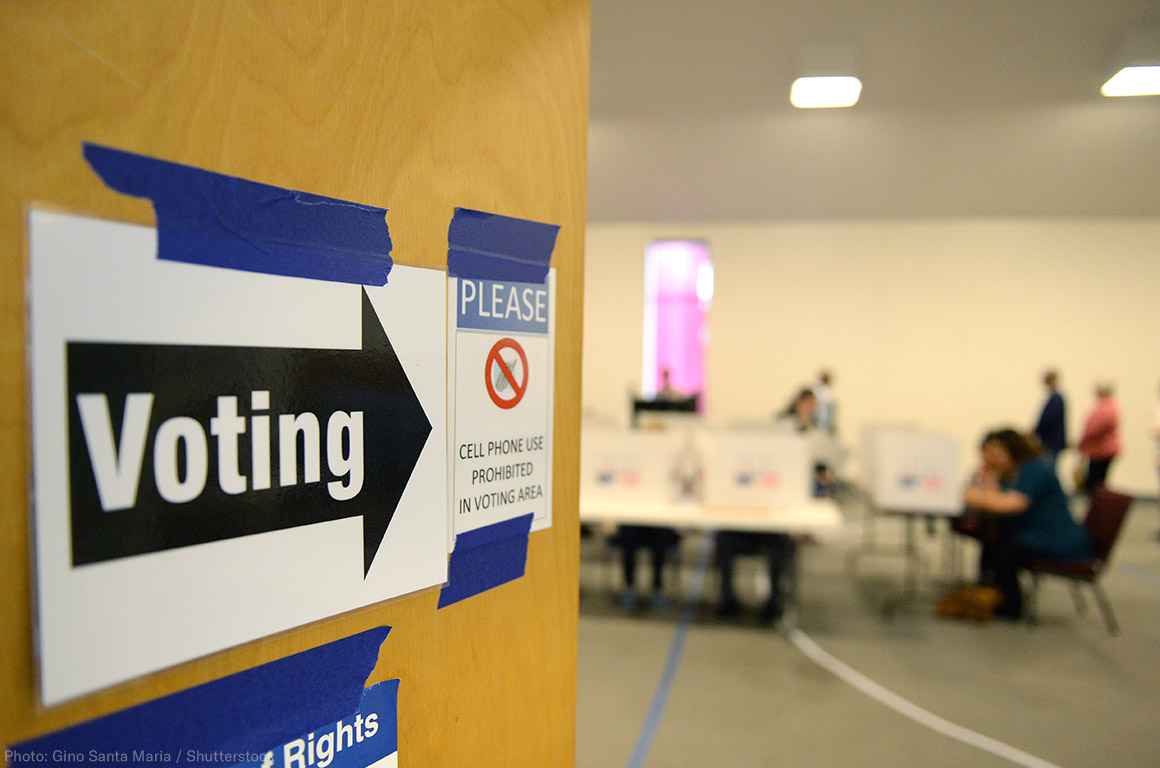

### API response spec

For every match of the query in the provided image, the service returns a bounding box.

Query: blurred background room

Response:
[575,1,1160,766]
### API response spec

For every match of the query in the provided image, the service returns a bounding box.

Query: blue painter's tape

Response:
[447,208,559,284]
[9,628,389,768]
[438,513,534,608]
[83,143,393,285]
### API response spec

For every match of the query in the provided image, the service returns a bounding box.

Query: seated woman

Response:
[961,428,1091,620]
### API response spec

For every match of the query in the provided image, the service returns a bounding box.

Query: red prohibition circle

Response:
[485,337,529,410]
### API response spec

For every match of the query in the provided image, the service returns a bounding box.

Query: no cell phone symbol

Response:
[485,337,528,409]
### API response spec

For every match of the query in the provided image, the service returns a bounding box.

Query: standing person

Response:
[812,369,837,435]
[1032,369,1067,469]
[1078,383,1122,494]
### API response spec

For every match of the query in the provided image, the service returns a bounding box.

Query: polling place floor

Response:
[578,499,1160,767]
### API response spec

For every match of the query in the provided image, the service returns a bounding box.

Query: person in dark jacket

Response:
[1032,369,1067,468]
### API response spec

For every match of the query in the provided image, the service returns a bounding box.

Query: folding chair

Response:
[1025,488,1133,635]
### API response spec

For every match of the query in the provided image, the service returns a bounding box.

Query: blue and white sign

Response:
[230,681,399,768]
[448,274,555,537]
[28,210,448,705]
[7,627,396,768]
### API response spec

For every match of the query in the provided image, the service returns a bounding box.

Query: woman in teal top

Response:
[964,428,1090,619]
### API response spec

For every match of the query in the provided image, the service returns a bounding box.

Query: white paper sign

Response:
[448,274,555,536]
[29,210,449,705]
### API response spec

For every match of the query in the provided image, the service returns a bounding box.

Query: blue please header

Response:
[457,278,549,334]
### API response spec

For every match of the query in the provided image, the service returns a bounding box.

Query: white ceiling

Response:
[589,0,1160,221]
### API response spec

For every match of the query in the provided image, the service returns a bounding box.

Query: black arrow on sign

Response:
[66,289,431,577]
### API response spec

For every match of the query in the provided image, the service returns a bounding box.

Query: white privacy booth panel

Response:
[697,429,812,509]
[580,425,696,506]
[863,426,962,515]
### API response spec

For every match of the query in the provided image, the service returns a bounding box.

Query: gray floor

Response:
[578,499,1160,768]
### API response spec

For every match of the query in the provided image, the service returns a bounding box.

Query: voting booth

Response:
[862,426,962,515]
[697,429,812,509]
[581,425,697,506]
[1,2,588,766]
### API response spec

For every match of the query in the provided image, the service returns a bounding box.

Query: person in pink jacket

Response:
[1078,383,1121,494]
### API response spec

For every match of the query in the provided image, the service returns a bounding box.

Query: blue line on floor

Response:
[625,609,691,768]
[626,547,710,768]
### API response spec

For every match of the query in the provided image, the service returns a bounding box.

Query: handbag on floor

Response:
[936,586,1003,621]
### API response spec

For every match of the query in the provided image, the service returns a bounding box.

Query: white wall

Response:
[583,219,1160,495]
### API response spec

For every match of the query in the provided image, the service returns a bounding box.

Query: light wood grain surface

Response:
[0,1,588,764]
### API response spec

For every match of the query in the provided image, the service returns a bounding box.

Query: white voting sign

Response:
[449,275,555,535]
[28,210,449,705]
[698,429,812,508]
